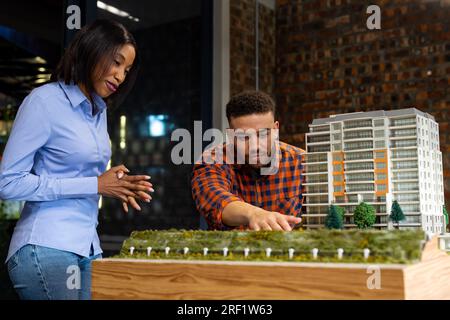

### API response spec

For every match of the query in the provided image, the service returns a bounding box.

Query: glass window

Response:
[332,123,341,130]
[374,130,384,138]
[375,151,385,158]
[376,162,386,169]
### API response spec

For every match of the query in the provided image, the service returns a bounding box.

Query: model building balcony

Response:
[303,153,328,163]
[307,145,331,153]
[305,206,329,215]
[304,176,328,184]
[394,193,420,202]
[390,128,417,137]
[397,204,420,213]
[343,119,372,129]
[346,172,374,182]
[390,117,417,127]
[309,125,330,133]
[304,185,328,194]
[393,182,419,192]
[392,171,419,181]
[305,195,329,204]
[344,151,373,161]
[304,163,328,174]
[344,141,373,151]
[343,130,373,140]
[307,135,331,144]
[391,150,418,159]
[345,183,375,193]
[345,162,374,171]
[392,160,418,170]
[336,195,384,204]
[390,139,417,148]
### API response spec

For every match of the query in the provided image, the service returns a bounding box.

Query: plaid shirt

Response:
[191,141,305,230]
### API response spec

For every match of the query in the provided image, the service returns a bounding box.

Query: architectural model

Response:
[302,108,445,233]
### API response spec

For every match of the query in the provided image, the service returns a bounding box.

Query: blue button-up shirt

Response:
[0,81,111,262]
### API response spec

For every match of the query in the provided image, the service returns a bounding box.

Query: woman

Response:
[0,19,152,300]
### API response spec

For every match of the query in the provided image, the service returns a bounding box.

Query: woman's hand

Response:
[117,171,154,213]
[98,165,152,203]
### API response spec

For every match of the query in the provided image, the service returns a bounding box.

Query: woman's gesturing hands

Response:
[98,165,154,212]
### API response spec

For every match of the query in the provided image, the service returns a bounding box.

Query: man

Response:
[191,91,305,231]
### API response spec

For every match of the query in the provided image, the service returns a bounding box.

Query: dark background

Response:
[0,0,213,299]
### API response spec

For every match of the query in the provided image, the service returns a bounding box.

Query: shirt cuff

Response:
[216,195,242,229]
[59,176,98,197]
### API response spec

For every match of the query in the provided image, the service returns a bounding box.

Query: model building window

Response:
[375,151,385,158]
[375,140,385,148]
[346,162,374,171]
[376,162,386,169]
[377,173,387,180]
[332,123,341,131]
[346,172,374,181]
[344,119,372,129]
[312,125,329,132]
[308,145,331,153]
[374,130,385,138]
[377,184,386,191]
[308,135,330,143]
[374,119,385,127]
[345,151,372,160]
[345,141,373,150]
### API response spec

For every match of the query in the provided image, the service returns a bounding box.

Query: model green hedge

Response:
[117,229,426,264]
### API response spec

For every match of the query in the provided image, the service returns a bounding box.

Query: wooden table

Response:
[92,237,450,300]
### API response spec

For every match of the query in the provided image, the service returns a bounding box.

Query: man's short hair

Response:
[226,91,276,120]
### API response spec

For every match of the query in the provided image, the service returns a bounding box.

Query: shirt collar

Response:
[58,81,107,113]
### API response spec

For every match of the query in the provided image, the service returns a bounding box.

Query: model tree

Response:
[443,206,449,232]
[390,200,405,229]
[325,205,343,229]
[335,205,346,222]
[353,202,376,229]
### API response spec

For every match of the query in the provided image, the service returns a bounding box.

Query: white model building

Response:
[302,108,445,233]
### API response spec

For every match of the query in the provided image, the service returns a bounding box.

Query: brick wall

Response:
[275,0,450,206]
[230,0,276,96]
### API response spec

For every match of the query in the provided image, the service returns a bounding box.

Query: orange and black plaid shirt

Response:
[191,141,305,230]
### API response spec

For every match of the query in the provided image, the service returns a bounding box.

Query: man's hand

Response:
[247,208,301,231]
[222,201,301,231]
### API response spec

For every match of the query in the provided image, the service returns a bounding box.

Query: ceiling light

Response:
[97,1,140,22]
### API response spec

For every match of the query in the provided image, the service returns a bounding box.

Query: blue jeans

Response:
[7,244,101,300]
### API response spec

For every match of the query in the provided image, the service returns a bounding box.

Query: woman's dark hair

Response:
[51,19,139,108]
